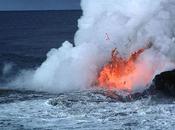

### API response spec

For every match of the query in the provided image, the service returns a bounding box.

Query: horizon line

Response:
[0,9,82,11]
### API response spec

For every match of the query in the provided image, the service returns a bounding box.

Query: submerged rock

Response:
[153,69,175,96]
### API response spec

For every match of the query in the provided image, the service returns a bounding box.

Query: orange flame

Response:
[97,43,153,91]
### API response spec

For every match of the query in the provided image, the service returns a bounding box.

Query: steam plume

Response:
[9,0,175,93]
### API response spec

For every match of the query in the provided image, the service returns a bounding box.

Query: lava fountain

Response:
[97,43,155,91]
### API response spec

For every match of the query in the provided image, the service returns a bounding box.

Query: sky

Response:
[0,0,81,10]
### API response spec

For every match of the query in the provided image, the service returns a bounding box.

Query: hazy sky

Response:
[0,0,81,10]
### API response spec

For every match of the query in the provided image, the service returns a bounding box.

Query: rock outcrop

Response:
[152,69,175,96]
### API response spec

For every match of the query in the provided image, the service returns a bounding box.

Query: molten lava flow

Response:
[97,43,153,91]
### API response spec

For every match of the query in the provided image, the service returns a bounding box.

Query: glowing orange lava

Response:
[97,43,153,91]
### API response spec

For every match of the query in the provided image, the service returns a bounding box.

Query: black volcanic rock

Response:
[153,69,175,96]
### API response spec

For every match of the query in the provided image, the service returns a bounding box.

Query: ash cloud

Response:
[9,0,175,93]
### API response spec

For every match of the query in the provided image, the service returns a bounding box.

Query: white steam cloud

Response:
[9,0,175,93]
[2,62,14,76]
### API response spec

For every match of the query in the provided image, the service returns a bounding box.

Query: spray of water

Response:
[9,0,175,93]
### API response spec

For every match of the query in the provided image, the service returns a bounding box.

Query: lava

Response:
[97,43,153,91]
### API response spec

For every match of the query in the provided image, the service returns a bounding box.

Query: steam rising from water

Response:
[10,0,175,93]
[2,62,14,76]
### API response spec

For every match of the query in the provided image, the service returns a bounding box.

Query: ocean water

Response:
[0,10,80,72]
[0,10,175,130]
